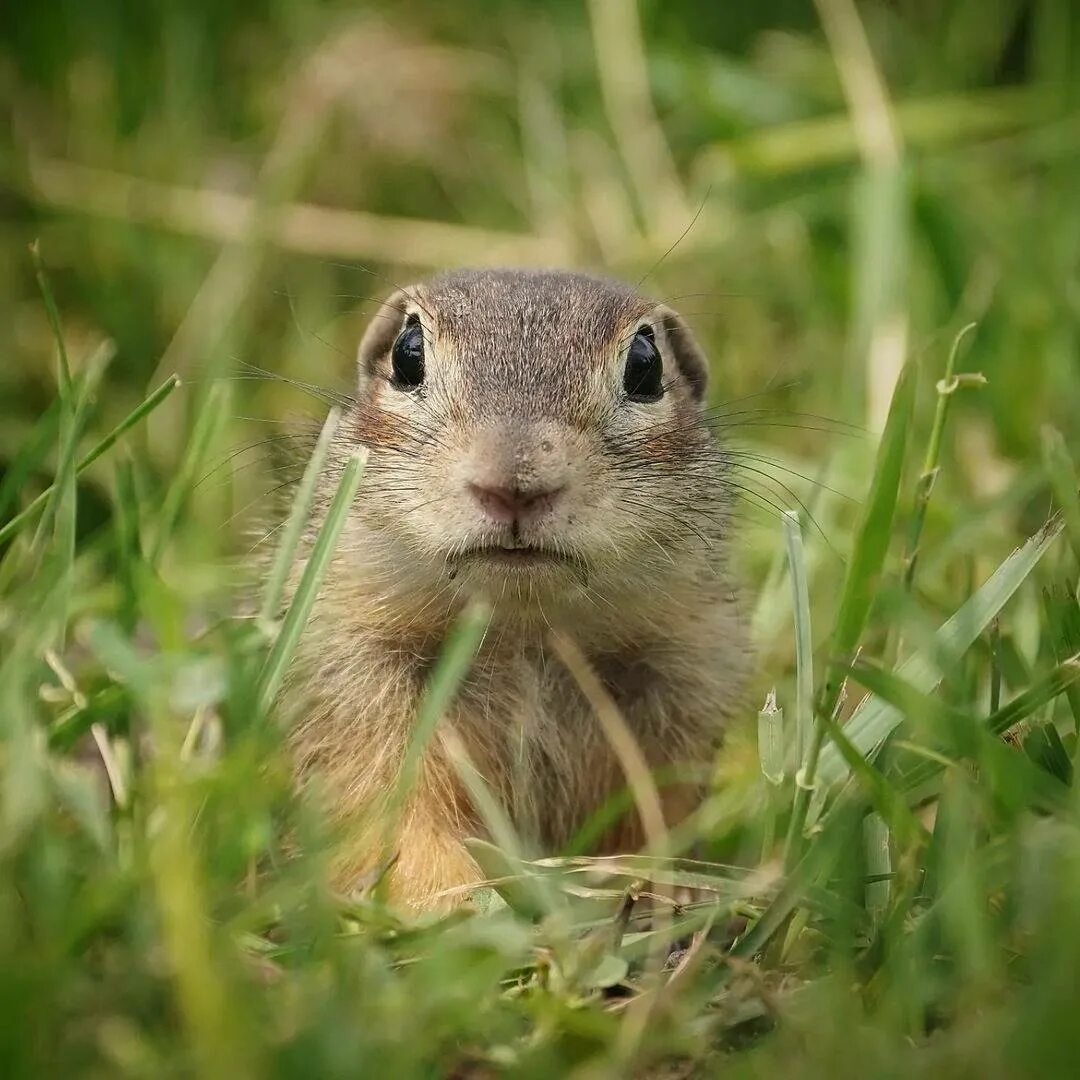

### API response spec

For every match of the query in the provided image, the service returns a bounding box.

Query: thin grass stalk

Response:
[149,382,228,568]
[1042,423,1080,567]
[785,363,916,870]
[902,323,980,591]
[785,511,814,764]
[29,341,115,557]
[548,630,672,1066]
[758,689,785,788]
[0,402,59,522]
[378,599,492,876]
[258,406,341,627]
[0,374,180,547]
[817,514,1065,787]
[256,450,366,715]
[758,690,784,862]
[438,726,557,918]
[29,240,73,396]
[864,812,891,924]
[990,617,1003,714]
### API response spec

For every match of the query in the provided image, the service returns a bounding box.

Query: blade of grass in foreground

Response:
[30,343,114,556]
[901,323,979,590]
[0,373,181,547]
[816,513,1064,787]
[258,406,341,627]
[784,510,813,764]
[148,381,227,568]
[785,361,916,868]
[84,621,260,1078]
[1042,424,1080,565]
[30,240,73,396]
[818,361,916,722]
[256,449,366,715]
[848,652,1080,795]
[381,599,492,858]
[376,598,492,895]
[0,402,59,523]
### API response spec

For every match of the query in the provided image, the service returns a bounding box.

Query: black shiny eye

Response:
[391,315,425,390]
[622,326,663,402]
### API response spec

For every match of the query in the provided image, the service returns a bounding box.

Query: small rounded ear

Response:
[654,306,709,402]
[356,288,415,391]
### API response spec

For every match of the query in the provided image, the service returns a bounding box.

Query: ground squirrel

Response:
[283,269,750,909]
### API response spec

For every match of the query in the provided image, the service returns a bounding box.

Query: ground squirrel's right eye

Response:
[391,316,425,390]
[623,326,663,402]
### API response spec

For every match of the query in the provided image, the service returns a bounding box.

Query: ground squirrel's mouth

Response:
[455,544,572,567]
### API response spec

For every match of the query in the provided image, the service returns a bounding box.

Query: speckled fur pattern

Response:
[281,269,750,910]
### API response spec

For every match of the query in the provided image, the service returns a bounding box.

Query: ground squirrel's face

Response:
[344,269,728,614]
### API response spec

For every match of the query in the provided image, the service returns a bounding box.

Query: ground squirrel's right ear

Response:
[654,307,709,402]
[356,289,413,391]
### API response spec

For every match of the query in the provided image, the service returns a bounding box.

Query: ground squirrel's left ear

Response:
[653,307,709,402]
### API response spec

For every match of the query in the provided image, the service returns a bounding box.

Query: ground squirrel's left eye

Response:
[622,326,663,402]
[391,316,425,389]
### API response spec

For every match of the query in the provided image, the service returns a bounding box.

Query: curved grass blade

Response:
[30,240,73,396]
[1042,424,1080,565]
[785,510,814,764]
[846,652,1080,795]
[786,361,915,866]
[258,406,341,627]
[816,514,1064,787]
[902,323,979,590]
[0,374,181,547]
[818,361,916,720]
[0,401,60,523]
[149,381,228,568]
[378,598,492,865]
[255,449,366,715]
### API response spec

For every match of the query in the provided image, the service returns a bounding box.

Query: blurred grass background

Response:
[4,0,1080,616]
[3,0,1080,1075]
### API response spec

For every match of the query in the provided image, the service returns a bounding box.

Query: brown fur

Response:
[281,269,750,910]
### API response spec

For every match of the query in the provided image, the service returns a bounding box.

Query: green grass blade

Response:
[863,812,891,924]
[757,689,785,786]
[816,514,1064,786]
[387,599,492,824]
[986,654,1080,738]
[29,240,73,397]
[786,361,915,866]
[113,454,142,632]
[902,323,979,590]
[758,689,784,860]
[785,510,814,764]
[817,711,926,849]
[846,652,1080,794]
[0,373,180,547]
[819,361,916,719]
[255,450,366,715]
[0,401,60,523]
[1042,424,1080,565]
[258,406,341,627]
[148,381,227,568]
[45,342,115,571]
[1043,586,1080,735]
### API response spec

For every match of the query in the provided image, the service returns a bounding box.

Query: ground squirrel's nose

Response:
[468,482,563,527]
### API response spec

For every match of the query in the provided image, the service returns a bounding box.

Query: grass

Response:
[4,0,1080,1075]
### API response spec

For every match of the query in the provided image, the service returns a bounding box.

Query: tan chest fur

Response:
[286,555,746,908]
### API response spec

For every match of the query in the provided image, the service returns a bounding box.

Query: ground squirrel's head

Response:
[338,268,730,620]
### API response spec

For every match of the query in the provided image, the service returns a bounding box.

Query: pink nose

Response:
[468,483,563,526]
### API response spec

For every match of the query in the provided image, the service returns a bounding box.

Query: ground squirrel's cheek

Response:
[352,384,403,452]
